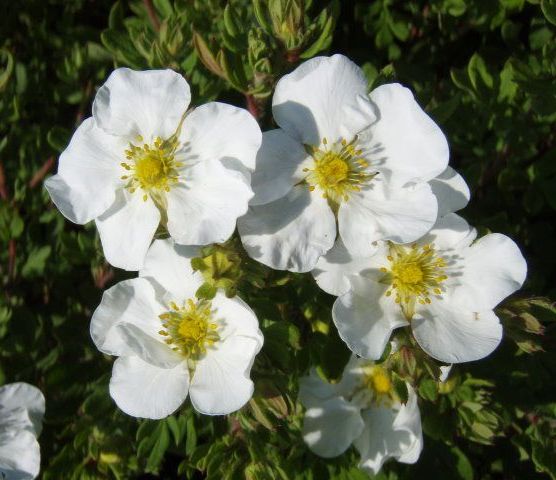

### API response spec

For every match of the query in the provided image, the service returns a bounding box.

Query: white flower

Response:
[0,383,45,480]
[313,165,470,298]
[90,238,264,419]
[319,213,527,363]
[238,54,449,272]
[300,356,422,475]
[46,68,262,271]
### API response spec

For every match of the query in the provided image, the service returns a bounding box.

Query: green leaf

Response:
[223,4,240,38]
[445,0,467,16]
[100,29,143,68]
[185,415,197,456]
[531,437,556,478]
[541,0,556,25]
[137,421,170,473]
[252,0,272,34]
[153,0,173,18]
[468,53,494,91]
[21,246,51,278]
[451,447,474,480]
[108,0,124,29]
[0,49,14,90]
[9,214,24,238]
[195,282,217,300]
[418,378,439,402]
[165,416,181,446]
[192,32,225,78]
[47,126,71,153]
[262,322,292,370]
[317,330,351,382]
[300,10,336,59]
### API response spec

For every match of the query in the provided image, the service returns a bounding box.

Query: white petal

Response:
[210,294,264,344]
[302,396,365,458]
[365,83,448,184]
[238,186,336,272]
[355,389,422,475]
[429,166,470,217]
[420,213,476,251]
[178,102,261,171]
[93,68,190,139]
[273,54,376,145]
[90,277,165,356]
[166,160,252,245]
[250,129,308,206]
[312,238,377,297]
[339,180,438,257]
[332,277,408,360]
[116,323,182,368]
[453,233,527,310]
[0,430,41,480]
[0,383,44,436]
[298,371,340,408]
[354,407,400,475]
[412,303,503,363]
[44,118,125,224]
[96,190,160,271]
[393,389,423,465]
[139,238,203,300]
[189,335,261,415]
[109,356,189,419]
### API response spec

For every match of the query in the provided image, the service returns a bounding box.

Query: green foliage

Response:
[1,0,555,479]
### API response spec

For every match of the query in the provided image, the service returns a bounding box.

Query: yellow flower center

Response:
[304,137,375,205]
[381,243,448,320]
[362,365,395,407]
[120,135,183,201]
[396,263,424,284]
[158,299,220,360]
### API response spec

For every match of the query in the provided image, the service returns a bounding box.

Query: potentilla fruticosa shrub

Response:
[1,1,555,479]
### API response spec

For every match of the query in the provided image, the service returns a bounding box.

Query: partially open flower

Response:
[46,68,261,270]
[319,214,527,363]
[0,382,45,480]
[300,356,422,475]
[239,54,449,272]
[90,239,264,419]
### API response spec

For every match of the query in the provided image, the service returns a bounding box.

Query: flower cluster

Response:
[37,54,527,477]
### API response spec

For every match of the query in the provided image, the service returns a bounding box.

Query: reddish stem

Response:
[285,48,301,64]
[94,263,115,290]
[29,157,55,189]
[245,94,261,120]
[0,162,8,201]
[8,239,16,279]
[143,0,161,32]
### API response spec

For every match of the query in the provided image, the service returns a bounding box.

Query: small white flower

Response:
[46,68,262,270]
[300,356,422,475]
[238,54,449,272]
[90,239,264,419]
[319,214,527,363]
[0,383,45,480]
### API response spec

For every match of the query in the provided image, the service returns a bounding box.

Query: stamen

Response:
[361,365,396,407]
[380,242,448,320]
[303,137,375,205]
[120,135,182,200]
[158,299,220,360]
